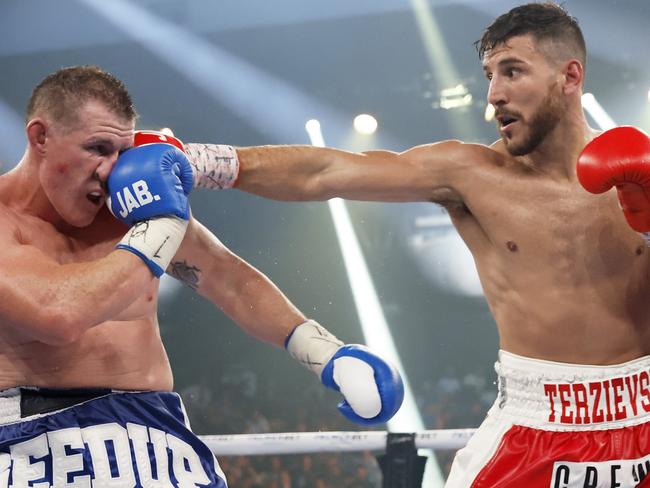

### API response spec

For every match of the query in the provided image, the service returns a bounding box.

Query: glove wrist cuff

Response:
[117,216,188,277]
[285,320,343,377]
[185,143,240,190]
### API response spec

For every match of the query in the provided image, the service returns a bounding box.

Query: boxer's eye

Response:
[86,144,110,155]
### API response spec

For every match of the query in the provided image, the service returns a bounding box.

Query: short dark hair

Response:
[476,2,586,68]
[26,65,137,127]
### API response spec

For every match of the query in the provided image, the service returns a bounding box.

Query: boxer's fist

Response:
[134,130,186,153]
[134,129,240,190]
[107,143,193,226]
[286,320,404,425]
[321,344,404,425]
[107,144,194,277]
[577,126,650,232]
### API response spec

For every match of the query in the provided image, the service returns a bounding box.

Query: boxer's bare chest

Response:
[13,208,159,321]
[453,174,650,360]
[463,172,646,271]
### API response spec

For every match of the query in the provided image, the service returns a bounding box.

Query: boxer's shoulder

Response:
[485,139,525,169]
[0,201,122,263]
[0,201,32,246]
[410,139,512,174]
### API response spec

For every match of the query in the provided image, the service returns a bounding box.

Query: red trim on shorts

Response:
[470,422,650,487]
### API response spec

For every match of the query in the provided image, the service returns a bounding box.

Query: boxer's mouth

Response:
[497,115,518,129]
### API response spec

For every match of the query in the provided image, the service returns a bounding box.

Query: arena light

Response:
[82,0,353,145]
[439,84,473,110]
[409,213,483,297]
[353,114,378,135]
[305,122,421,431]
[484,103,496,122]
[305,122,445,486]
[409,0,481,144]
[305,119,324,146]
[582,93,616,130]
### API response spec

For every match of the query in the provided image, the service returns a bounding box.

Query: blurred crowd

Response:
[180,363,496,487]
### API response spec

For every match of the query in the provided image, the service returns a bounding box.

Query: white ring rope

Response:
[199,429,476,456]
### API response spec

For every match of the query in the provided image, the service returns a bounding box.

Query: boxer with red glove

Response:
[577,126,650,239]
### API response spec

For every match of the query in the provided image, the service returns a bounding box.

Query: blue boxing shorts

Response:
[0,388,228,487]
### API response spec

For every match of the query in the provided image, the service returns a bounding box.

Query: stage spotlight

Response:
[305,119,321,132]
[440,84,472,110]
[305,119,325,147]
[582,93,616,130]
[484,103,496,122]
[353,114,378,135]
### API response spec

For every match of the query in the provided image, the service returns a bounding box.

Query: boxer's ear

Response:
[562,59,583,95]
[26,118,48,155]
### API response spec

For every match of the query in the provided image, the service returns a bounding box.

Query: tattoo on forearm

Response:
[169,260,202,290]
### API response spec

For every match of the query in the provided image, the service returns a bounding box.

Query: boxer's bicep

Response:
[396,141,490,205]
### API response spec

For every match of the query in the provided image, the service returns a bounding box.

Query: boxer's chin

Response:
[505,96,564,156]
[65,204,101,228]
[504,127,538,156]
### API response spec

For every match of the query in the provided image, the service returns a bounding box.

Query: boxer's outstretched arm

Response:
[157,131,483,203]
[169,218,305,346]
[172,218,405,424]
[0,213,155,345]
[233,140,481,203]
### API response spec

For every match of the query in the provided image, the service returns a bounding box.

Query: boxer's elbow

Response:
[33,304,88,345]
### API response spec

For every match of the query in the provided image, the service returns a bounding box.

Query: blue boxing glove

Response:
[321,344,404,424]
[286,320,404,425]
[107,143,193,277]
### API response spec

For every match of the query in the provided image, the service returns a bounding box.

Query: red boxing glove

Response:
[577,126,650,233]
[134,130,185,153]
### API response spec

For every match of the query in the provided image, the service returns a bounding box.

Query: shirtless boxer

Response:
[176,3,650,487]
[0,66,403,485]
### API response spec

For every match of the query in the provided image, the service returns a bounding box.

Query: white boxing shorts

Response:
[446,350,650,488]
[0,388,227,487]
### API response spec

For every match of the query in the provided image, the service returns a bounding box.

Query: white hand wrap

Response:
[286,320,344,377]
[184,143,240,189]
[117,216,188,277]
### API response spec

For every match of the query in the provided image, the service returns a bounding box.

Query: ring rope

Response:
[199,428,476,456]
